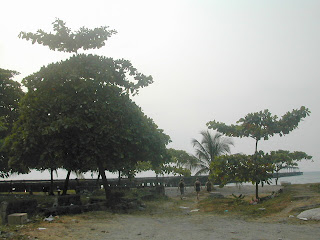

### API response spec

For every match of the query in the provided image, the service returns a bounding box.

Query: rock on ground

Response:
[297,208,320,220]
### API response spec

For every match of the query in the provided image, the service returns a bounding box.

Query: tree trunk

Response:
[96,173,101,185]
[254,139,259,199]
[62,170,71,195]
[118,170,121,186]
[49,169,55,196]
[98,163,111,201]
[275,170,279,185]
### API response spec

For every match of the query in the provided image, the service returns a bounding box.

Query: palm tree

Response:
[192,130,234,175]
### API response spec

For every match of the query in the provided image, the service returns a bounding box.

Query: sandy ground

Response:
[17,185,320,240]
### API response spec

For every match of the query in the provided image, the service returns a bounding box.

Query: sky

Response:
[1,0,319,180]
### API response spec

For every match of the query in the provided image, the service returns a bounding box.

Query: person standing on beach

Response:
[205,179,213,192]
[178,178,186,199]
[194,178,201,200]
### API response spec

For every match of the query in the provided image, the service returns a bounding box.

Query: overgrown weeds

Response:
[310,183,320,193]
[198,188,293,218]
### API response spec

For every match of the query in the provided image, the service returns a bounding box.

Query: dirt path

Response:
[17,185,320,240]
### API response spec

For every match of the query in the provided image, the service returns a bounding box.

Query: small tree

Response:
[207,107,310,198]
[210,152,274,188]
[210,150,311,190]
[268,150,312,185]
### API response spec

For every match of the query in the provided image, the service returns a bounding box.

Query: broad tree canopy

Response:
[5,55,169,176]
[19,18,117,53]
[207,106,310,152]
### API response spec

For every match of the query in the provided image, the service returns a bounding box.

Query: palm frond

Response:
[192,137,210,161]
[192,130,234,175]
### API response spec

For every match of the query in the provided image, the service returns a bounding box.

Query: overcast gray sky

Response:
[1,0,319,179]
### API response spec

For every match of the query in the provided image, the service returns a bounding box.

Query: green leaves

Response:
[19,18,117,53]
[6,67,168,176]
[0,68,24,138]
[278,106,311,135]
[23,54,153,96]
[210,152,272,187]
[0,68,24,177]
[210,150,312,188]
[207,107,311,148]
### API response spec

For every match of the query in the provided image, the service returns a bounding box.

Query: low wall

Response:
[0,172,303,192]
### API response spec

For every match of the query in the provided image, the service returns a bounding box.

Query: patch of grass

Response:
[198,189,293,218]
[121,187,168,202]
[309,183,320,193]
[122,188,148,199]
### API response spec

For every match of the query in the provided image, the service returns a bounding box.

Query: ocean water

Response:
[273,171,320,185]
[226,171,320,186]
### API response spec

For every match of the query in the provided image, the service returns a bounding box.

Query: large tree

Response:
[0,117,9,177]
[0,68,24,177]
[207,107,311,198]
[0,68,24,138]
[5,19,170,199]
[191,130,234,175]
